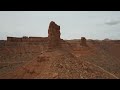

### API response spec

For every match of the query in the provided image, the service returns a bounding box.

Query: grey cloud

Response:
[105,20,120,25]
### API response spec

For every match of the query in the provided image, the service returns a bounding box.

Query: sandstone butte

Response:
[48,21,61,49]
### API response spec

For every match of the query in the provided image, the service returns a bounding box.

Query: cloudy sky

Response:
[0,11,120,40]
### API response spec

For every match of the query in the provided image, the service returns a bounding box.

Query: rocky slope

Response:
[0,49,117,79]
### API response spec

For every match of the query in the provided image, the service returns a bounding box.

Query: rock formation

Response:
[48,21,61,49]
[80,37,87,46]
[7,37,48,42]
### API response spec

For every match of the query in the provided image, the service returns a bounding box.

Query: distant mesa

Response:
[6,21,88,48]
[103,38,110,41]
[6,21,62,49]
[7,36,48,42]
[6,21,89,48]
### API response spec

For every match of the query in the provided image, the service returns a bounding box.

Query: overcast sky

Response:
[0,11,120,40]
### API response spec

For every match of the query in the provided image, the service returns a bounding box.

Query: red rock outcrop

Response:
[7,37,48,42]
[80,37,87,46]
[48,21,61,49]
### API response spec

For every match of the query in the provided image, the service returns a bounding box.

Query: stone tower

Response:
[48,21,61,49]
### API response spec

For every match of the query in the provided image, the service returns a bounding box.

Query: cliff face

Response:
[48,21,61,49]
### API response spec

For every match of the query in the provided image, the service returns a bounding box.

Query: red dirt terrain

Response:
[0,21,120,79]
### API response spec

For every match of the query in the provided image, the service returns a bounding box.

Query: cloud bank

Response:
[105,20,120,25]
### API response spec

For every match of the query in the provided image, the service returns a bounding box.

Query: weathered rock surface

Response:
[48,21,61,49]
[80,37,87,46]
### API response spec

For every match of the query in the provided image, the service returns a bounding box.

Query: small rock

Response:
[52,73,58,78]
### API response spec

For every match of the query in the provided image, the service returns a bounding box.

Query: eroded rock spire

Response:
[48,21,61,49]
